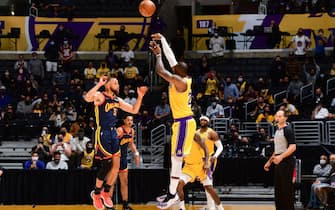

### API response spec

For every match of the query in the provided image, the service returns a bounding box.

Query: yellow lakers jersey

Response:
[184,136,204,165]
[81,150,95,168]
[198,128,215,156]
[169,78,193,119]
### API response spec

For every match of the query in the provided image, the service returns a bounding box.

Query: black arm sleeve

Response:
[284,124,295,145]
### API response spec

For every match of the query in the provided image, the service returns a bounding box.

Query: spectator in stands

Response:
[280,98,299,116]
[329,62,335,77]
[24,151,46,170]
[191,98,202,120]
[64,103,77,122]
[209,32,225,58]
[15,66,30,90]
[287,75,304,102]
[0,86,10,111]
[46,151,68,170]
[306,154,332,210]
[311,102,332,120]
[20,80,39,100]
[286,51,303,80]
[303,57,320,86]
[111,62,123,78]
[312,29,327,61]
[28,52,44,84]
[314,87,325,105]
[251,127,272,154]
[96,62,110,79]
[16,95,41,114]
[0,70,13,89]
[121,44,134,65]
[223,76,239,102]
[277,75,290,92]
[315,154,335,207]
[40,126,53,147]
[84,117,95,138]
[44,40,59,80]
[52,68,68,89]
[138,108,153,146]
[110,24,129,50]
[240,83,257,102]
[270,55,286,86]
[49,105,66,127]
[124,89,136,106]
[59,38,73,73]
[206,96,224,120]
[58,126,73,143]
[236,74,247,96]
[203,71,219,102]
[154,96,171,126]
[78,141,95,169]
[288,28,311,61]
[256,105,275,124]
[83,62,96,87]
[171,29,185,61]
[32,137,50,163]
[3,104,15,123]
[123,59,139,86]
[70,128,90,155]
[50,131,72,162]
[267,20,281,49]
[251,96,269,120]
[13,54,28,72]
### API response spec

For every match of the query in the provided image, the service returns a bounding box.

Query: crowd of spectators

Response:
[267,0,335,14]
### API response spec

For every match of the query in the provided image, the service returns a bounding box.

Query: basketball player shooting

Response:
[149,33,197,207]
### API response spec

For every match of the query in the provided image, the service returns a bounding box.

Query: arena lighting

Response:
[10,4,15,16]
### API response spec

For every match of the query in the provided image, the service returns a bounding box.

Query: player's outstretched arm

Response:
[151,33,178,68]
[119,86,148,114]
[149,41,186,91]
[85,76,106,105]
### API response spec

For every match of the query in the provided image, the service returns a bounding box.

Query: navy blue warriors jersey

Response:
[94,93,121,159]
[95,93,120,129]
[119,126,134,171]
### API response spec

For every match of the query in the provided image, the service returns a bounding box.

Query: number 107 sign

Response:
[196,20,213,28]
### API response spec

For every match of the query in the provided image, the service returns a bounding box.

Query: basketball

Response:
[139,0,156,17]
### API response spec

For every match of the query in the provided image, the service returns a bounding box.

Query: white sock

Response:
[161,37,178,67]
[169,178,179,195]
[205,190,215,210]
[169,156,183,195]
[216,204,224,210]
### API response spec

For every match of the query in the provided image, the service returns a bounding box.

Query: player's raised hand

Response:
[151,33,162,40]
[137,86,148,97]
[98,76,108,86]
[149,41,161,55]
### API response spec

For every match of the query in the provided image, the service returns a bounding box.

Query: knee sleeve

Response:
[170,156,183,178]
[97,159,112,180]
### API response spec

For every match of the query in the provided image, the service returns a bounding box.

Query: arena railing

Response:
[210,118,230,140]
[291,121,324,145]
[147,124,166,167]
[325,121,335,145]
[244,99,257,121]
[300,83,314,103]
[326,77,335,96]
[241,121,273,136]
[273,90,287,111]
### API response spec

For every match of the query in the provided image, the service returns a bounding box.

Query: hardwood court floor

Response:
[0,204,276,210]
